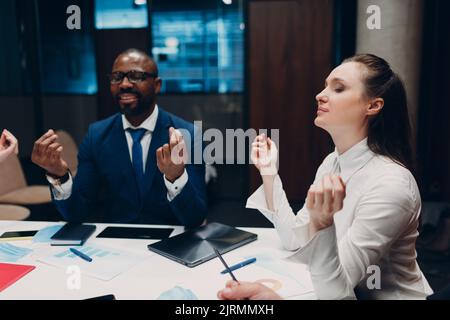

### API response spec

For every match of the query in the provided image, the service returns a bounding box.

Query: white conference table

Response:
[0,221,315,300]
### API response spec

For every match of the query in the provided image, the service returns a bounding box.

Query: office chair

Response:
[55,130,78,177]
[0,204,30,220]
[0,154,51,205]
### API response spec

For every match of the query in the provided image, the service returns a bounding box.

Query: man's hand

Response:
[31,129,69,177]
[307,175,346,236]
[217,280,282,300]
[0,129,19,163]
[251,133,278,176]
[156,127,187,183]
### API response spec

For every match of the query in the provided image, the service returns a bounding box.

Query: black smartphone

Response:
[96,226,173,240]
[0,230,38,239]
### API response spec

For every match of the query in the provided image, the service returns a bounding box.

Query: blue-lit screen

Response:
[95,0,148,29]
[151,2,244,93]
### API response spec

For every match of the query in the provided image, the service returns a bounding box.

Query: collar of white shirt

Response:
[121,104,159,132]
[333,138,375,182]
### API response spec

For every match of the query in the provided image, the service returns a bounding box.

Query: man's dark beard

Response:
[115,90,153,117]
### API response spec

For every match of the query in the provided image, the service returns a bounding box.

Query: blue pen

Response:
[70,248,93,262]
[220,257,256,274]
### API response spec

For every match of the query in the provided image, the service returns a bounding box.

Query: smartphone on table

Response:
[0,230,38,241]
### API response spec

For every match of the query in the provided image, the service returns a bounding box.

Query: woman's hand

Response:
[251,133,278,176]
[217,280,282,300]
[0,129,19,163]
[307,175,346,236]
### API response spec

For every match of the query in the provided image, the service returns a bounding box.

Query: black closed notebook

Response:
[51,223,96,246]
[147,222,257,268]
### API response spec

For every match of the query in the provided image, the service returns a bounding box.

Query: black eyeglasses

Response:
[109,70,158,84]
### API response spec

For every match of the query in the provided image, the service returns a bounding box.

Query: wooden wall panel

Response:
[248,0,334,202]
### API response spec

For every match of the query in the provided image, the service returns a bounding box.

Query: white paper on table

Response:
[38,244,148,281]
[178,263,313,300]
[235,264,311,298]
[241,251,315,296]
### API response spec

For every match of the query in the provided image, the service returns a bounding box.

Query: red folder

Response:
[0,263,35,292]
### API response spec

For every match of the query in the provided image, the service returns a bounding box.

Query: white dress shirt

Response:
[247,138,433,300]
[49,105,188,201]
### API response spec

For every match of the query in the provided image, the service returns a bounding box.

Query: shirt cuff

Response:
[164,169,188,201]
[284,224,337,269]
[246,174,283,223]
[246,174,311,249]
[46,173,73,200]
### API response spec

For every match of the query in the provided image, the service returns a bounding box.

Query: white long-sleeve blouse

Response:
[247,138,433,300]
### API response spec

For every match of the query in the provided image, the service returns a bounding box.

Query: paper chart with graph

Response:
[38,244,148,281]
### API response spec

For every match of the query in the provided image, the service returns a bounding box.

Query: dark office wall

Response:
[159,94,243,130]
[159,93,246,200]
[0,96,97,157]
[0,0,98,157]
[247,0,335,202]
[0,0,37,156]
[0,97,35,157]
[42,96,98,145]
[418,0,450,202]
[0,0,26,95]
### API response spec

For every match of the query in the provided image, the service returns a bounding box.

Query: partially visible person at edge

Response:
[0,129,18,163]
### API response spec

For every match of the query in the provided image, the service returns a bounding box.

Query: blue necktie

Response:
[127,128,147,195]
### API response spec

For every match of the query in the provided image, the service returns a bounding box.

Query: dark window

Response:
[151,0,244,93]
[39,0,97,94]
[0,0,29,95]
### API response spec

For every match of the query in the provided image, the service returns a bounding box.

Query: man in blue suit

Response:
[31,49,207,228]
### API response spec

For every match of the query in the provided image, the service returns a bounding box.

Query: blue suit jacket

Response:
[53,108,207,228]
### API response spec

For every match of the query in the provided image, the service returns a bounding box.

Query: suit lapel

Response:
[142,108,172,198]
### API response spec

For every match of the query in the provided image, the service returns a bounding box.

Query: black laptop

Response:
[147,222,257,267]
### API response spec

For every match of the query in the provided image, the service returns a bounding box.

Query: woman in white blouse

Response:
[218,54,433,300]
